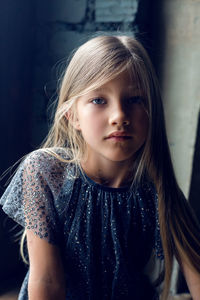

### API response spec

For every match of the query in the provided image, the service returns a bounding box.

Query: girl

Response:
[1,35,200,300]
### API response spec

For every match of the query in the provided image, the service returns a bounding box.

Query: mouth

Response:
[106,132,132,140]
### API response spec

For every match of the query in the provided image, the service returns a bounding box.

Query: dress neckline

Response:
[78,166,133,193]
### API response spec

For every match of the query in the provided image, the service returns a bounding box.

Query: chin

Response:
[104,153,136,163]
[103,145,144,162]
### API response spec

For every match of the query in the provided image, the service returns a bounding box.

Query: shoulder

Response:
[138,179,157,199]
[135,179,158,214]
[22,148,76,194]
[23,147,70,174]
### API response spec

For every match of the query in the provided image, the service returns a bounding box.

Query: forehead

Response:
[93,70,142,94]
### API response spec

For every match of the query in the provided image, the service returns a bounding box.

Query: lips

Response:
[106,131,132,139]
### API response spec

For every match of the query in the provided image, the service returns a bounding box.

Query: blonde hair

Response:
[22,35,200,299]
[42,35,152,169]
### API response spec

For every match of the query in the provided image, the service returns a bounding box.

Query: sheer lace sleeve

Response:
[0,149,67,244]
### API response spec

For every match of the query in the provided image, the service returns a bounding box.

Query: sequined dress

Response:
[0,149,164,300]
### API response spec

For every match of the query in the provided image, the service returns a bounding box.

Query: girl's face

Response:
[74,70,149,166]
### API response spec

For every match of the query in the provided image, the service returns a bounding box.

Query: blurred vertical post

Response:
[158,0,200,293]
[160,0,200,198]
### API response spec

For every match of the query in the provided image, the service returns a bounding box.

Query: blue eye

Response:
[91,98,106,105]
[127,96,143,104]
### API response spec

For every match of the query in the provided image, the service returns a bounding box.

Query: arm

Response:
[27,230,66,300]
[182,262,200,300]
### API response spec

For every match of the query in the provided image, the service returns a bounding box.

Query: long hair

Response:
[22,35,200,299]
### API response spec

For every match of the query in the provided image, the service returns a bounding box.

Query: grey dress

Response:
[0,148,164,299]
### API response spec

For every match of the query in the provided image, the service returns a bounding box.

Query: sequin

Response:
[0,148,164,300]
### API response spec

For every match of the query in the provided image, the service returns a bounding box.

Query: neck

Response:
[81,157,135,188]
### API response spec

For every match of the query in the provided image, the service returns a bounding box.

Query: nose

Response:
[108,101,130,126]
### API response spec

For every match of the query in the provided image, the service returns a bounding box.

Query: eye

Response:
[91,98,106,105]
[127,96,144,105]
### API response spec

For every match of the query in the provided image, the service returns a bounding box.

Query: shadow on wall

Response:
[0,0,36,293]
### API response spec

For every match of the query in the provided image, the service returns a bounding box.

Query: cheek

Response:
[133,109,149,138]
[142,113,149,135]
[79,113,105,138]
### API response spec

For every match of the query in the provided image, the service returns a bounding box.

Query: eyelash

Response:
[91,96,143,105]
[91,98,106,105]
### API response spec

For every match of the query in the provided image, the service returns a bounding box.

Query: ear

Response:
[65,111,81,130]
